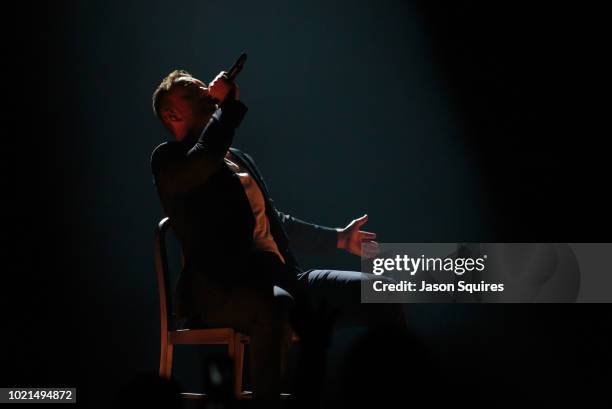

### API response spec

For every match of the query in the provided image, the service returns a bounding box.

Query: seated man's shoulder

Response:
[244,151,256,163]
[231,147,256,165]
[151,141,181,170]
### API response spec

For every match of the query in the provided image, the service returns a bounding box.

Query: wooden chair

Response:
[154,217,250,399]
[154,217,299,400]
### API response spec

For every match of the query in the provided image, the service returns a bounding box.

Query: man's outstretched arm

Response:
[151,99,248,194]
[276,211,339,254]
[277,211,379,257]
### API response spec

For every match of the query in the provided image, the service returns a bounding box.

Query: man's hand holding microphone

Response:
[207,52,246,103]
[207,70,240,103]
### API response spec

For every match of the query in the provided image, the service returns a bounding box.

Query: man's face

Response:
[165,76,217,137]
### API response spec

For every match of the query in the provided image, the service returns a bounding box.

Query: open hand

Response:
[337,214,379,258]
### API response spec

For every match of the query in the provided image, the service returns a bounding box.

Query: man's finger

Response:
[354,214,368,226]
[362,240,380,254]
[362,241,381,258]
[363,240,379,249]
[359,231,377,240]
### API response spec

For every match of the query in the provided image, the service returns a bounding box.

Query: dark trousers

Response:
[187,256,406,402]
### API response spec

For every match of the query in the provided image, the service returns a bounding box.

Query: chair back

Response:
[154,217,174,334]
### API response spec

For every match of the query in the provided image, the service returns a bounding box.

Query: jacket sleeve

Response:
[151,99,248,194]
[276,210,338,254]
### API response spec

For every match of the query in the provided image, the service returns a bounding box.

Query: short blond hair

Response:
[151,69,193,119]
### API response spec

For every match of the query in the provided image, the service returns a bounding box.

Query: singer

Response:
[150,68,406,404]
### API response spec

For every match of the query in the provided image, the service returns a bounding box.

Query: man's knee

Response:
[366,273,398,285]
[250,285,294,327]
[272,285,294,319]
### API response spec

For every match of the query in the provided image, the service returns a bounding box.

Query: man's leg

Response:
[196,283,294,403]
[296,269,406,329]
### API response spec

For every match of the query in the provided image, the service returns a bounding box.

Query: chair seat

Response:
[170,328,249,345]
[176,316,300,343]
[169,327,300,345]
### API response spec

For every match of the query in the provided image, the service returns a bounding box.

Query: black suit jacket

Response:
[151,99,337,318]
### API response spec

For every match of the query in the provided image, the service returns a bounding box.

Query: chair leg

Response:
[231,334,245,399]
[160,334,168,378]
[160,342,174,379]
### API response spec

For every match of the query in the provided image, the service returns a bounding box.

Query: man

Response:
[150,69,405,403]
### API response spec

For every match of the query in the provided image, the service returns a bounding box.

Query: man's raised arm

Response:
[151,99,248,195]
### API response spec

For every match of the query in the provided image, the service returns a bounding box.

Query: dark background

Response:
[3,0,610,407]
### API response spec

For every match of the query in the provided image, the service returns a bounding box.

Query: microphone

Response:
[210,52,247,103]
[226,52,247,81]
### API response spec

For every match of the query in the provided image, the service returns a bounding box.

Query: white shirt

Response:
[224,151,285,264]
